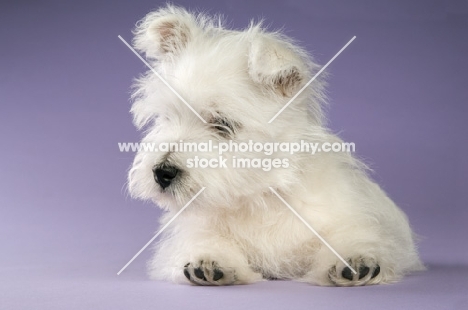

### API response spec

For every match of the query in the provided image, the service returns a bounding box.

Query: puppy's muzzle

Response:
[153,164,179,190]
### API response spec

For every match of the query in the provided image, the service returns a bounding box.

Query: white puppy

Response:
[127,5,423,286]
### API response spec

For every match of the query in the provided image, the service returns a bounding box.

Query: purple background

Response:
[1,0,467,309]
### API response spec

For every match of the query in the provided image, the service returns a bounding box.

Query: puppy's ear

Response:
[248,35,307,97]
[133,6,198,59]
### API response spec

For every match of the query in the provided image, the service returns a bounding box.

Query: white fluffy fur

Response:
[128,5,423,286]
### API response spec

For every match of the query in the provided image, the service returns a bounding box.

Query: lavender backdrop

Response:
[1,0,467,309]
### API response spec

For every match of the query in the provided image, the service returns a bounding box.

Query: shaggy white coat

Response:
[128,5,423,286]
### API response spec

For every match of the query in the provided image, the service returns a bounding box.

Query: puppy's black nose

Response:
[153,165,179,189]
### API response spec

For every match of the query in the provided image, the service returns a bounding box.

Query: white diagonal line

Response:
[117,187,206,275]
[268,36,356,123]
[269,187,357,274]
[118,35,207,123]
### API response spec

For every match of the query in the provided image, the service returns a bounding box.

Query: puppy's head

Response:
[128,5,326,210]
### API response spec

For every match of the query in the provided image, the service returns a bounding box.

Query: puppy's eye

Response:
[210,117,236,138]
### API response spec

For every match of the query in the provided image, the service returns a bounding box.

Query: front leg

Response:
[183,257,241,286]
[148,229,262,285]
[327,256,381,286]
[299,240,386,287]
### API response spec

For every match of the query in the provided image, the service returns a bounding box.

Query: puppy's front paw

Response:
[184,260,236,286]
[328,257,381,286]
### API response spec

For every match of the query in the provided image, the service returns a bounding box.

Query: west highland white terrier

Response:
[127,5,423,286]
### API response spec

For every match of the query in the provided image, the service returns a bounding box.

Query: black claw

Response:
[184,263,190,267]
[213,269,224,281]
[341,267,353,281]
[184,268,191,280]
[371,265,380,279]
[194,267,205,280]
[358,266,370,279]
